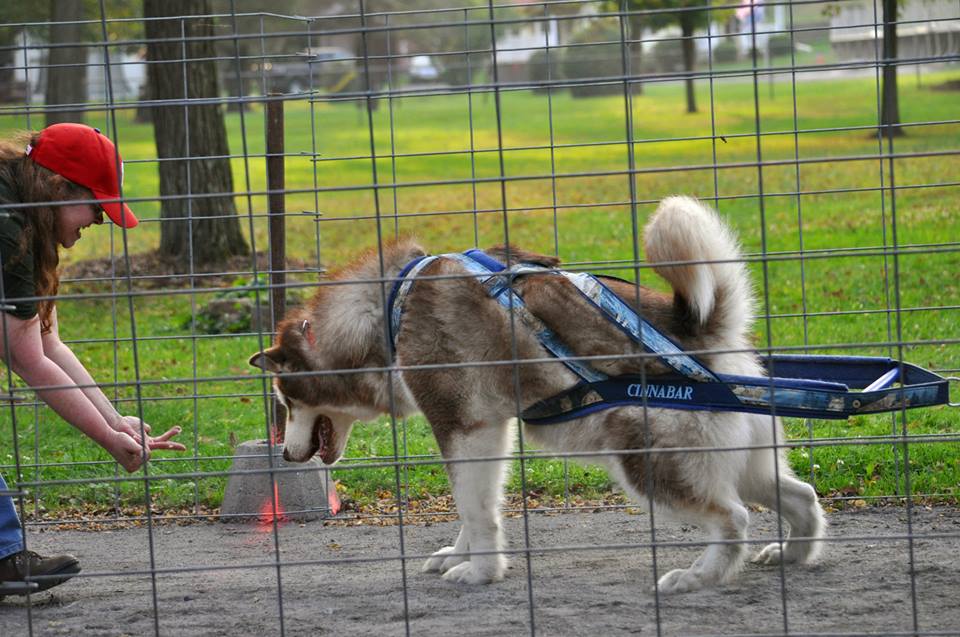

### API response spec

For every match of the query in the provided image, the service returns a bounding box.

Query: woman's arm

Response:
[0,312,148,472]
[39,307,185,452]
[40,307,128,431]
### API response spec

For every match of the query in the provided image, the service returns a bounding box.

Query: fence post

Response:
[266,95,286,330]
[265,94,286,436]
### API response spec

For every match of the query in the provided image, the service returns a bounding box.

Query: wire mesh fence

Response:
[0,0,958,635]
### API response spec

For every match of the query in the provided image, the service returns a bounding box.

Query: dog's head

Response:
[248,239,426,465]
[248,318,379,465]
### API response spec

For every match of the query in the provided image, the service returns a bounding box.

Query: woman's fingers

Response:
[147,426,187,452]
[111,425,187,463]
[148,439,187,451]
[152,426,182,442]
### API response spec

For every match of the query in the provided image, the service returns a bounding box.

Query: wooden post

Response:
[265,95,286,437]
[266,95,286,330]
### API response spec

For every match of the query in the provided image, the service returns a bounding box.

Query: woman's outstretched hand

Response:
[110,415,187,455]
[103,429,149,473]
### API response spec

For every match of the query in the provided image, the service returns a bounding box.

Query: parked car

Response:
[247,47,357,94]
[408,55,440,82]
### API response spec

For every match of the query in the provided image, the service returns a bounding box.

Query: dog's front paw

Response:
[422,546,467,574]
[656,568,704,594]
[441,561,501,585]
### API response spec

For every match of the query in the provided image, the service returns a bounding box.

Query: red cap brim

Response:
[93,191,139,228]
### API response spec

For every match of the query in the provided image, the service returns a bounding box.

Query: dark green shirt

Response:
[0,175,38,320]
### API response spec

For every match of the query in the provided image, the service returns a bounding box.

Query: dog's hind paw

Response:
[441,561,500,585]
[656,568,705,594]
[753,539,822,565]
[752,542,787,565]
[422,546,468,574]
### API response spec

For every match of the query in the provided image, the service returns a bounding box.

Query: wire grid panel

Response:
[0,1,959,635]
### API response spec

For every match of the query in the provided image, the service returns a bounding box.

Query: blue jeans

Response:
[0,473,24,560]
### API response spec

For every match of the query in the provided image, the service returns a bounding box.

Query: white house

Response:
[8,30,147,104]
[830,0,960,61]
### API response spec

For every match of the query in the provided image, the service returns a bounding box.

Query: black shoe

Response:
[0,550,81,595]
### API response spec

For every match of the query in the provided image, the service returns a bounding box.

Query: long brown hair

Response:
[0,131,92,332]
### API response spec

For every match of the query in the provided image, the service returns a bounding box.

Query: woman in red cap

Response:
[0,124,186,596]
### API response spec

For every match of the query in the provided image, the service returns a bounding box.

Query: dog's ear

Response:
[299,319,317,347]
[249,346,284,373]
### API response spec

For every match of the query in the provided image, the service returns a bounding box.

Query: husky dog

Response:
[249,196,825,593]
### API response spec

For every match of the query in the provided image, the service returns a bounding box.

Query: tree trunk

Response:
[45,0,87,126]
[880,0,903,137]
[0,35,15,102]
[681,14,697,114]
[144,0,249,264]
[134,82,152,123]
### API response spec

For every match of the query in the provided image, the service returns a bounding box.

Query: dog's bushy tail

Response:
[644,196,754,344]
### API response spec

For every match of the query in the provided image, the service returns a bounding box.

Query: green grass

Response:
[2,69,959,514]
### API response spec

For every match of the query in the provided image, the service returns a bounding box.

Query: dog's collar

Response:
[386,250,954,423]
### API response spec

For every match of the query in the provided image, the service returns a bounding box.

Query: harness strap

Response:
[457,254,718,382]
[388,254,436,349]
[389,251,607,382]
[462,253,609,382]
[390,250,712,385]
[554,270,719,383]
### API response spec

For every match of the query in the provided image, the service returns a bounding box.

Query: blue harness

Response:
[387,250,955,424]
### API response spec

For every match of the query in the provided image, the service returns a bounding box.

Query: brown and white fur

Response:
[249,196,825,593]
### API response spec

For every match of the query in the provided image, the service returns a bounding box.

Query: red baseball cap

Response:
[26,123,138,228]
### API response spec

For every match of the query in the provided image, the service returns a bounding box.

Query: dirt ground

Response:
[1,505,957,637]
